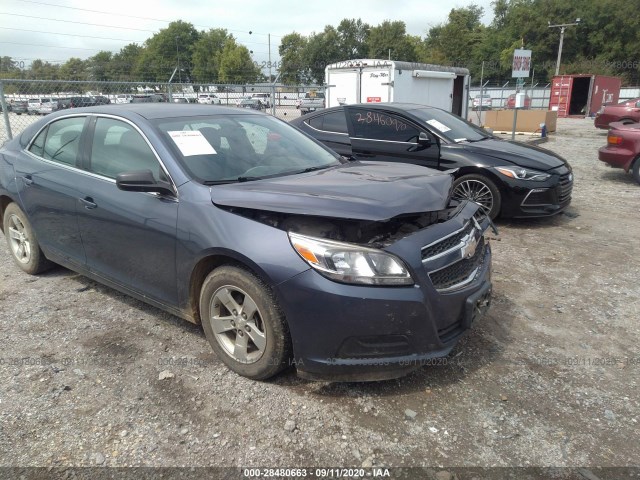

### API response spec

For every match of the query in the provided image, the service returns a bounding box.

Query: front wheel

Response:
[3,203,52,274]
[452,174,501,219]
[632,157,640,185]
[199,266,292,380]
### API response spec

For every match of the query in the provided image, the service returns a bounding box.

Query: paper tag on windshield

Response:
[426,119,451,132]
[168,130,216,156]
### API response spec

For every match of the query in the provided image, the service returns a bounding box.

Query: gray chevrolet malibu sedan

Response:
[0,104,492,381]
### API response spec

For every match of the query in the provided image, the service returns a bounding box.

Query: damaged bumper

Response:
[276,202,493,382]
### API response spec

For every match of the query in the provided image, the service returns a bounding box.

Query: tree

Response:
[88,51,113,82]
[218,38,261,83]
[137,21,201,82]
[28,59,60,80]
[112,43,144,82]
[192,28,231,83]
[423,5,487,76]
[303,27,343,83]
[278,33,309,84]
[366,21,418,62]
[336,19,370,58]
[59,57,88,82]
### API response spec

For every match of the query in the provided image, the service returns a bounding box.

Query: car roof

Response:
[46,103,260,120]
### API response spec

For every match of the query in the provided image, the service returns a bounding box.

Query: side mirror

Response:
[116,170,175,196]
[418,131,433,147]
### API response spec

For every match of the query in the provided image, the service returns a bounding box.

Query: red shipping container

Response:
[549,75,621,117]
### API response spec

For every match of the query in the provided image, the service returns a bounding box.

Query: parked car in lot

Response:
[299,92,325,115]
[598,121,640,184]
[594,98,640,129]
[115,94,133,104]
[172,97,197,104]
[472,94,492,110]
[239,98,265,110]
[197,94,221,105]
[505,93,532,109]
[10,100,28,115]
[290,103,573,219]
[0,104,492,381]
[27,98,51,115]
[235,95,252,107]
[131,94,167,103]
[251,93,271,108]
[37,99,59,115]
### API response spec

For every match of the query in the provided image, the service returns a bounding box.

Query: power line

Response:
[0,26,145,43]
[0,12,157,32]
[15,0,282,38]
[0,41,104,51]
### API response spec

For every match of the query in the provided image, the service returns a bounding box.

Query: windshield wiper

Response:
[297,165,335,174]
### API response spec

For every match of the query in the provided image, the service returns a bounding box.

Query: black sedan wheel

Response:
[200,266,292,380]
[452,174,501,219]
[3,203,52,274]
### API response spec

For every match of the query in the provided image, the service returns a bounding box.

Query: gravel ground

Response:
[1,118,639,473]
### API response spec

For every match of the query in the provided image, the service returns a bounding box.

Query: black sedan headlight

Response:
[495,166,551,182]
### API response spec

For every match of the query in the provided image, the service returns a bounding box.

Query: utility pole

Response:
[548,19,580,76]
[175,36,181,83]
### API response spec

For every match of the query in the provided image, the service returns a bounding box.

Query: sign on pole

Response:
[512,49,532,78]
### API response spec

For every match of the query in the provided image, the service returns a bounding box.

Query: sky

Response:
[0,0,495,70]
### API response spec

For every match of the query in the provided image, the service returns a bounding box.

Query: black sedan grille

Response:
[558,172,573,204]
[421,221,474,261]
[428,239,486,292]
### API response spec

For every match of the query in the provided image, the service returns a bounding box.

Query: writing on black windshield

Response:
[354,112,407,131]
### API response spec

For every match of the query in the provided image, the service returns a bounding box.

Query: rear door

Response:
[326,69,360,107]
[303,109,352,157]
[15,115,89,266]
[75,115,179,305]
[345,106,440,169]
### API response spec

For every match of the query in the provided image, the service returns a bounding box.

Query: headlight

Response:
[495,166,550,181]
[288,232,413,286]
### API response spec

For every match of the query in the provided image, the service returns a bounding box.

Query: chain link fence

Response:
[0,79,326,145]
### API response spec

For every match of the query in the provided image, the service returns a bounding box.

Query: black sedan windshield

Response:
[411,108,491,143]
[154,114,341,183]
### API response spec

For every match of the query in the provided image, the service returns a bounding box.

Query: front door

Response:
[345,107,440,169]
[76,116,179,305]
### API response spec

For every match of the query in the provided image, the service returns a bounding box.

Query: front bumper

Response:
[498,165,573,218]
[276,207,492,381]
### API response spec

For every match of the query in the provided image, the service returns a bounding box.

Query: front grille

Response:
[429,239,486,292]
[558,172,573,203]
[422,221,474,261]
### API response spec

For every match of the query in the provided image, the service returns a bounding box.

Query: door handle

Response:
[22,175,33,186]
[79,197,97,209]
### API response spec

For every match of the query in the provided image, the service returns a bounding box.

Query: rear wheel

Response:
[632,157,640,185]
[3,203,52,274]
[199,266,291,380]
[452,174,501,219]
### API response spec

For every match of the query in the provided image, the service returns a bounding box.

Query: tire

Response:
[199,266,292,380]
[452,174,502,220]
[620,118,635,125]
[632,157,640,185]
[3,203,52,274]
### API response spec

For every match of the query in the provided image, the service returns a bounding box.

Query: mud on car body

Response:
[0,104,492,381]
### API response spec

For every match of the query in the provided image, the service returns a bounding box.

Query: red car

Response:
[505,93,531,109]
[594,98,640,129]
[598,121,640,184]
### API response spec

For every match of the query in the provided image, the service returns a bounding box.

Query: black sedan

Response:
[290,104,574,219]
[0,104,492,381]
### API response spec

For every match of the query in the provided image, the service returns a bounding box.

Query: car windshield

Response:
[411,108,492,143]
[153,114,342,183]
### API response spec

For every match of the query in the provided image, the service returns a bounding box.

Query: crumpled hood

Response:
[210,161,453,221]
[462,138,567,170]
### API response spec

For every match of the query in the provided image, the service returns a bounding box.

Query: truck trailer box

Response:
[549,74,621,117]
[325,59,470,117]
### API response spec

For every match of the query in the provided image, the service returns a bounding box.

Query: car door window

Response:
[90,117,162,180]
[321,111,348,134]
[28,116,85,166]
[307,116,324,130]
[348,109,420,143]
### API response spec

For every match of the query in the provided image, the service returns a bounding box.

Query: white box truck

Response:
[325,59,470,118]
